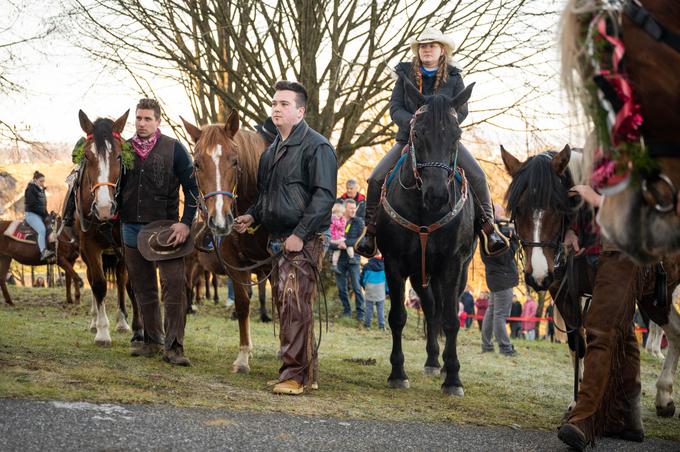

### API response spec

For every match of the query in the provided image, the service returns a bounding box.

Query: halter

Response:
[380,104,467,288]
[192,150,241,236]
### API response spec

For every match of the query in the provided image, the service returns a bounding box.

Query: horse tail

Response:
[102,252,118,284]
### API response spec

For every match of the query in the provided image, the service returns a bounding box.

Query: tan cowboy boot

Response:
[272,379,304,395]
[130,342,162,357]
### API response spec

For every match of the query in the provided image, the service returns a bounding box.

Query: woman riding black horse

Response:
[357,28,508,258]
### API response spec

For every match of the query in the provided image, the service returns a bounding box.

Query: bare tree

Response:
[63,0,560,163]
[1,0,56,148]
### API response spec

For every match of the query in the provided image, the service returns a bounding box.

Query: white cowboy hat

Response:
[409,28,456,56]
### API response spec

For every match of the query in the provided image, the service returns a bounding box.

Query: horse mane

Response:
[505,151,573,217]
[196,125,266,190]
[232,129,266,190]
[92,118,114,157]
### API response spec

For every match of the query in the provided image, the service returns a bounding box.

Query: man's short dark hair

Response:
[274,80,308,108]
[136,98,161,120]
[343,198,357,206]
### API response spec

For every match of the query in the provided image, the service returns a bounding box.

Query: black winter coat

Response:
[481,222,519,292]
[390,62,469,143]
[248,120,338,240]
[24,180,48,218]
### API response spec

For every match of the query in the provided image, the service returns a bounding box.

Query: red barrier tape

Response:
[463,314,649,333]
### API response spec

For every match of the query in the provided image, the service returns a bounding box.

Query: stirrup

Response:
[355,233,377,258]
[480,223,509,256]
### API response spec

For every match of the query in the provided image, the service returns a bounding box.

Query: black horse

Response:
[376,76,476,396]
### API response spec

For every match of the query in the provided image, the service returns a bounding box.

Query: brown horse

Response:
[0,212,59,304]
[561,0,680,263]
[75,110,142,347]
[182,111,271,373]
[502,144,680,419]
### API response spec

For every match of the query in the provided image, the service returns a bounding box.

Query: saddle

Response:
[3,219,56,245]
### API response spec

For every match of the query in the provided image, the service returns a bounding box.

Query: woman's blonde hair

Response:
[411,43,450,92]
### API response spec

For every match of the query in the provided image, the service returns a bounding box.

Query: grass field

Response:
[1,285,678,441]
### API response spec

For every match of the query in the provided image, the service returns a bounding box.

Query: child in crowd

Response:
[360,255,386,330]
[330,202,352,272]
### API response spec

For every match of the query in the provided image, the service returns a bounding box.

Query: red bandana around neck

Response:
[130,128,161,160]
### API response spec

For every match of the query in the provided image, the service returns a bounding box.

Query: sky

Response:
[0,0,586,158]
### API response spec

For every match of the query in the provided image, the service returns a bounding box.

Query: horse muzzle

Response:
[525,271,554,292]
[208,212,234,237]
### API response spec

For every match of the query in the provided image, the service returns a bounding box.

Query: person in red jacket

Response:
[474,291,489,331]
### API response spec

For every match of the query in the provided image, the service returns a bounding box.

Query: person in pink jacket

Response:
[474,291,489,331]
[522,296,537,340]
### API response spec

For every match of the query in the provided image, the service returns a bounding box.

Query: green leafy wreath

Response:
[72,137,135,171]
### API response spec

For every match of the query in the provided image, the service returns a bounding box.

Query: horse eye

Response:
[194,162,200,170]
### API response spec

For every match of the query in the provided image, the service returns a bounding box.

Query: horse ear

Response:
[449,82,475,116]
[551,144,571,175]
[112,109,129,134]
[500,145,522,176]
[181,116,202,143]
[78,110,94,135]
[400,73,426,107]
[225,110,240,137]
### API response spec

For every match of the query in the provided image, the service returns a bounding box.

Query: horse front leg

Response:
[414,283,440,376]
[656,310,680,417]
[212,272,219,304]
[437,265,463,396]
[385,258,408,388]
[0,256,13,306]
[565,329,585,415]
[115,257,131,333]
[231,269,252,373]
[83,248,111,347]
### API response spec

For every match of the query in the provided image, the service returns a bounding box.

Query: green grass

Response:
[0,285,678,441]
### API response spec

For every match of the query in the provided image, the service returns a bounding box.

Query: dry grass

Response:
[0,285,678,440]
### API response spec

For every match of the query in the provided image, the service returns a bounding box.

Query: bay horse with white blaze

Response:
[376,75,476,395]
[75,110,142,347]
[182,111,272,374]
[502,144,680,419]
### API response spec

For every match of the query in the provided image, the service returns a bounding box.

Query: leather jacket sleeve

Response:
[292,144,337,240]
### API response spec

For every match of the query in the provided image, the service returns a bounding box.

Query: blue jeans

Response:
[25,212,46,252]
[335,260,365,320]
[364,299,385,328]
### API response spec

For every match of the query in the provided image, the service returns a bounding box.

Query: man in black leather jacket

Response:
[234,80,337,395]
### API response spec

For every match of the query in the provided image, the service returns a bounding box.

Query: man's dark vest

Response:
[120,134,180,223]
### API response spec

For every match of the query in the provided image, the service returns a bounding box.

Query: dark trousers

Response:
[272,236,324,385]
[124,246,187,350]
[365,141,494,224]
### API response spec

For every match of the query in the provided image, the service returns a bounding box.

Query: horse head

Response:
[561,0,680,263]
[402,73,474,211]
[502,144,574,292]
[182,110,240,237]
[78,109,129,221]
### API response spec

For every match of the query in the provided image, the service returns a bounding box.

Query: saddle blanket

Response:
[3,220,56,245]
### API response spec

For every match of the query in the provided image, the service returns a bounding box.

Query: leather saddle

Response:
[3,219,56,245]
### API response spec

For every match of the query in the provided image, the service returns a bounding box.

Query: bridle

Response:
[77,131,124,230]
[381,104,468,288]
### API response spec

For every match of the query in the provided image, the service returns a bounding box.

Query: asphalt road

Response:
[0,399,678,451]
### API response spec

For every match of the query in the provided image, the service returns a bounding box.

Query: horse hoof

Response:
[441,385,464,397]
[90,326,97,333]
[261,314,272,323]
[423,366,441,376]
[95,339,112,348]
[232,365,251,374]
[388,379,410,389]
[656,401,675,418]
[116,324,131,333]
